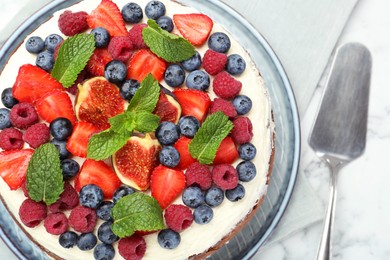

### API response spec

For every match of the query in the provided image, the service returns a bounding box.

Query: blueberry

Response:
[205,186,224,207]
[36,50,55,72]
[79,184,104,209]
[0,108,11,130]
[77,232,97,251]
[50,117,73,141]
[94,243,115,260]
[105,60,127,84]
[59,231,79,249]
[25,36,45,54]
[226,54,246,75]
[225,183,245,201]
[156,16,174,32]
[164,64,185,87]
[1,88,19,108]
[98,222,119,244]
[232,95,252,115]
[186,70,210,91]
[208,32,231,53]
[97,201,114,221]
[237,161,257,182]
[45,34,63,52]
[50,139,71,159]
[177,116,200,138]
[60,158,80,180]
[181,51,202,72]
[159,146,180,168]
[122,2,143,23]
[238,143,257,161]
[120,79,140,101]
[193,204,213,224]
[157,229,180,249]
[145,1,166,20]
[113,185,135,203]
[91,27,110,48]
[155,121,180,145]
[182,186,204,208]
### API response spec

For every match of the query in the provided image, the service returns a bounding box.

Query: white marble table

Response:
[1,0,389,259]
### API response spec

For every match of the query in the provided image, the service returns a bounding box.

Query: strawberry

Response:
[127,49,166,82]
[173,14,213,46]
[87,0,128,37]
[172,89,211,122]
[12,64,64,103]
[86,48,113,76]
[75,159,122,198]
[66,121,99,158]
[150,165,186,209]
[0,149,34,190]
[174,136,197,170]
[35,90,76,125]
[213,136,238,165]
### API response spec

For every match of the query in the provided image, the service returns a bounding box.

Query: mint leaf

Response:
[51,34,95,87]
[109,112,136,133]
[128,74,160,113]
[142,19,195,62]
[134,111,160,133]
[189,111,233,164]
[87,130,131,160]
[26,143,64,205]
[111,193,165,238]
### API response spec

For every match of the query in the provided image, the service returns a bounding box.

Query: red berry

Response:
[213,71,242,99]
[212,164,239,190]
[164,204,193,232]
[0,128,23,150]
[203,49,227,76]
[18,198,47,228]
[173,14,213,46]
[209,98,237,118]
[0,149,34,190]
[108,36,134,63]
[231,116,253,144]
[185,162,212,190]
[21,181,29,198]
[44,212,68,235]
[10,103,38,129]
[68,205,97,233]
[58,10,89,36]
[118,235,146,260]
[49,182,79,212]
[23,123,50,149]
[128,23,148,49]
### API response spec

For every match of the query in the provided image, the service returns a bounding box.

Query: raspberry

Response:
[58,11,89,36]
[209,98,237,118]
[53,41,63,60]
[185,162,212,190]
[0,127,24,150]
[44,212,68,235]
[128,23,148,49]
[10,103,38,130]
[18,198,47,228]
[118,235,146,260]
[108,36,134,63]
[213,71,242,99]
[231,116,253,144]
[69,205,97,233]
[67,70,87,95]
[212,164,238,190]
[21,181,29,198]
[49,182,79,212]
[23,123,50,148]
[202,49,227,76]
[164,204,193,232]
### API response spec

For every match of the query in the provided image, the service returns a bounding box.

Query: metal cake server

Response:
[308,42,372,260]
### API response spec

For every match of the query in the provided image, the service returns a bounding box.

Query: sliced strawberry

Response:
[0,149,34,190]
[174,136,197,170]
[75,159,122,198]
[173,14,213,46]
[12,64,64,103]
[150,165,186,209]
[86,48,113,77]
[172,89,211,122]
[213,136,238,165]
[66,121,99,158]
[87,0,127,37]
[127,49,166,82]
[35,90,76,125]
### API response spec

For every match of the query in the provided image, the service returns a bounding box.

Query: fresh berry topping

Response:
[238,143,257,160]
[173,89,211,122]
[185,70,210,91]
[79,184,104,209]
[158,229,181,249]
[59,231,79,249]
[23,123,50,148]
[118,235,146,260]
[193,204,213,224]
[69,205,97,233]
[0,149,33,190]
[53,41,63,60]
[25,36,45,54]
[164,204,193,232]
[237,160,257,182]
[213,136,238,165]
[232,95,252,115]
[94,243,115,260]
[226,183,246,201]
[77,232,98,251]
[173,136,197,170]
[182,186,204,208]
[155,121,180,145]
[212,164,239,190]
[231,116,253,144]
[181,51,202,72]
[185,162,212,190]
[173,13,213,46]
[50,117,73,141]
[1,88,19,109]
[107,36,134,63]
[210,98,237,118]
[213,71,242,99]
[127,49,167,82]
[121,2,143,23]
[66,121,98,158]
[50,139,71,160]
[86,48,113,76]
[90,27,111,48]
[35,50,55,72]
[105,60,128,84]
[98,221,119,244]
[177,116,200,138]
[120,79,140,101]
[0,128,23,150]
[208,32,231,53]
[128,23,148,49]
[202,49,227,76]
[159,146,180,168]
[205,186,224,207]
[145,1,166,20]
[226,54,246,75]
[49,182,79,212]
[0,108,11,130]
[60,159,80,180]
[58,10,89,36]
[96,201,114,221]
[44,34,64,52]
[112,185,136,203]
[164,64,185,87]
[10,102,38,129]
[157,15,174,32]
[18,198,47,228]
[153,91,182,124]
[44,212,69,235]
[21,181,29,198]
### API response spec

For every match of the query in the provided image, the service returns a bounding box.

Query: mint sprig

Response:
[51,34,95,87]
[128,73,160,113]
[142,19,195,62]
[26,143,64,205]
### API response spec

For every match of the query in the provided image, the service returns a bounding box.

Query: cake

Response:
[0,0,274,259]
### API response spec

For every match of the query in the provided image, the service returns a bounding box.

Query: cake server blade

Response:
[308,42,372,260]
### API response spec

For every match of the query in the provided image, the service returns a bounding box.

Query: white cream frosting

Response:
[0,0,274,259]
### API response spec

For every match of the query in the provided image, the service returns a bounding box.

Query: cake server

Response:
[308,42,371,260]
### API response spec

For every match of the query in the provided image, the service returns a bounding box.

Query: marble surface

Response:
[0,0,389,259]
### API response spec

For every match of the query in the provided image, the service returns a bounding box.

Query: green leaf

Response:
[111,193,165,238]
[87,130,131,160]
[109,112,136,133]
[189,111,233,164]
[51,34,95,87]
[134,111,160,133]
[142,19,195,62]
[128,74,160,113]
[26,143,64,205]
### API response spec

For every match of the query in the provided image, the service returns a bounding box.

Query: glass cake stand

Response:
[0,0,300,259]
